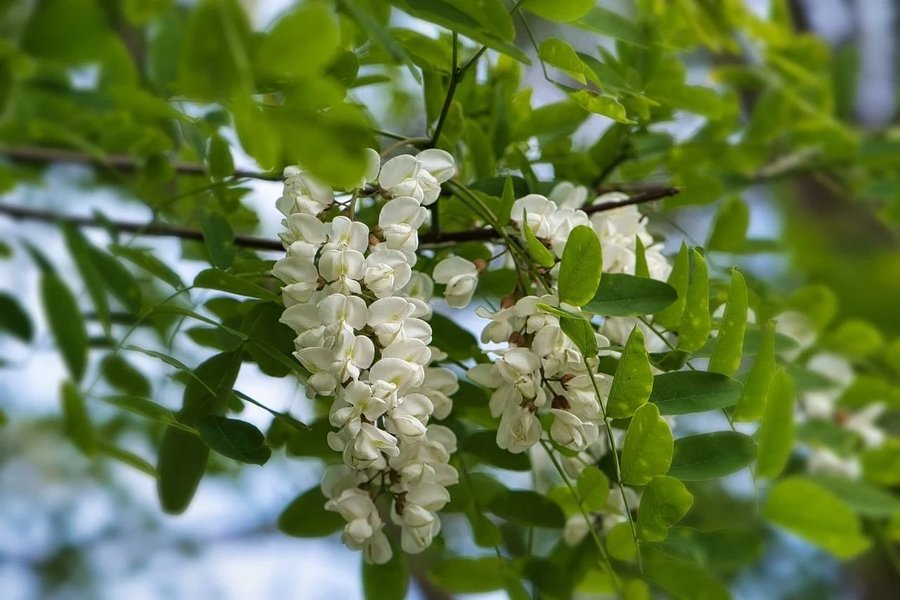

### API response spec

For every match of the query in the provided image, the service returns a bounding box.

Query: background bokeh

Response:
[1,0,898,598]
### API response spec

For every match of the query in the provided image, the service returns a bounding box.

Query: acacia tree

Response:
[1,0,899,597]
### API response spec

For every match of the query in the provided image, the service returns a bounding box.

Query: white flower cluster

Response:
[509,184,674,352]
[273,149,461,563]
[469,295,613,454]
[469,184,676,455]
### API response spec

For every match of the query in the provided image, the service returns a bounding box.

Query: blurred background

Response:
[1,0,899,598]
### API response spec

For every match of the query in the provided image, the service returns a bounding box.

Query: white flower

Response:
[318,248,365,294]
[844,404,887,448]
[475,305,518,344]
[325,487,381,545]
[363,530,393,564]
[379,149,456,205]
[564,513,592,546]
[279,213,327,259]
[364,248,412,298]
[495,348,544,402]
[321,465,363,500]
[550,409,599,451]
[325,216,370,253]
[400,271,435,303]
[549,181,589,209]
[511,194,557,238]
[341,422,400,470]
[808,446,861,479]
[273,255,320,306]
[379,196,428,256]
[414,367,458,420]
[496,405,542,453]
[385,393,433,444]
[277,167,334,216]
[367,297,432,346]
[433,256,479,308]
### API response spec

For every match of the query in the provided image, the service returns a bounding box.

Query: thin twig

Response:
[0,185,679,250]
[0,145,282,181]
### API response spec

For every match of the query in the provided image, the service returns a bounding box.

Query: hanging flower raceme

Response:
[272,152,460,563]
[470,183,673,458]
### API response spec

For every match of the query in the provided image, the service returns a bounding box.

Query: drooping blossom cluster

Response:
[469,183,675,457]
[272,149,461,563]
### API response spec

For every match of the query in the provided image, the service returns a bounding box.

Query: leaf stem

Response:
[539,440,624,598]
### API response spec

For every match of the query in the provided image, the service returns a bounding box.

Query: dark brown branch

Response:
[0,187,679,251]
[0,145,282,181]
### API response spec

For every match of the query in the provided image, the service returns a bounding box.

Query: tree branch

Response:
[0,186,679,251]
[0,145,283,181]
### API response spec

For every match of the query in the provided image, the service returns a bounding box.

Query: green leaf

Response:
[179,0,251,100]
[196,415,271,465]
[62,224,110,331]
[157,425,210,514]
[0,293,33,341]
[539,38,590,85]
[194,269,279,302]
[756,368,795,478]
[463,430,531,471]
[570,90,633,124]
[576,7,647,46]
[558,225,602,306]
[363,539,408,600]
[102,394,176,424]
[429,557,506,593]
[498,174,516,227]
[61,381,94,454]
[654,243,689,329]
[733,322,776,422]
[278,486,346,537]
[805,475,900,517]
[763,477,871,559]
[649,371,742,415]
[199,212,236,269]
[707,197,749,252]
[41,274,88,382]
[110,244,185,289]
[645,561,729,600]
[584,273,676,316]
[524,0,594,21]
[621,403,673,486]
[634,236,650,278]
[637,476,693,542]
[100,354,151,398]
[559,314,599,358]
[606,521,637,561]
[255,3,338,79]
[576,466,610,511]
[179,351,242,425]
[97,442,157,477]
[607,327,653,419]
[489,489,565,528]
[677,249,711,352]
[391,0,529,64]
[89,247,143,313]
[521,214,556,267]
[708,270,748,375]
[207,135,234,180]
[343,3,421,83]
[668,431,756,481]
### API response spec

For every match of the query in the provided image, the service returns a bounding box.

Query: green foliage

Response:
[668,432,757,481]
[157,426,210,514]
[576,466,610,512]
[637,476,693,542]
[621,403,673,486]
[278,487,345,537]
[363,540,408,600]
[61,381,94,454]
[708,270,748,376]
[677,249,711,351]
[429,556,507,593]
[649,371,742,415]
[733,323,776,422]
[755,369,795,478]
[763,477,871,559]
[522,215,555,267]
[606,327,653,419]
[0,293,32,341]
[654,243,690,329]
[558,225,603,306]
[197,416,271,465]
[584,274,676,316]
[40,273,88,382]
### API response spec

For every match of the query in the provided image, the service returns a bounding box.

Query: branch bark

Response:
[0,187,679,250]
